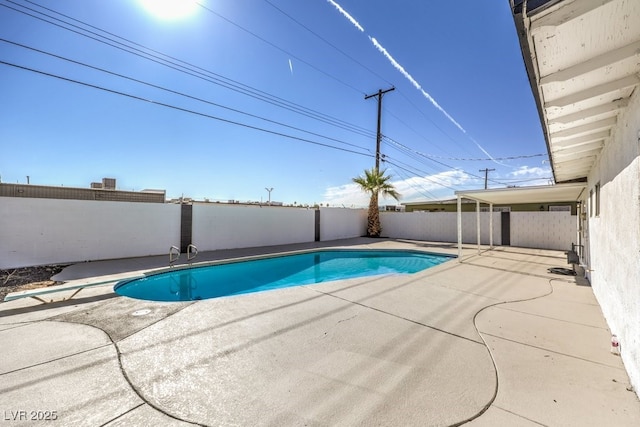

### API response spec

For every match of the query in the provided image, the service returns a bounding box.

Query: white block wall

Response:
[380,212,502,245]
[192,204,315,251]
[319,207,367,241]
[587,89,640,392]
[0,197,181,269]
[510,212,577,251]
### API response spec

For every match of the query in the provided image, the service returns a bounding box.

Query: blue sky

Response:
[0,0,550,206]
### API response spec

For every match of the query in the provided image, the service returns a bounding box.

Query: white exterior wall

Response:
[319,207,367,241]
[380,212,501,245]
[510,212,577,251]
[192,204,315,251]
[586,89,640,391]
[0,197,181,269]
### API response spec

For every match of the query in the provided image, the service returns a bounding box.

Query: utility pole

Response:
[365,87,395,171]
[479,168,495,189]
[265,187,273,205]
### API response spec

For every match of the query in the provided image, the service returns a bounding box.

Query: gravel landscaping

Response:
[0,265,68,302]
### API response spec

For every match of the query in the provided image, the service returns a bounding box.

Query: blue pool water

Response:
[114,250,454,302]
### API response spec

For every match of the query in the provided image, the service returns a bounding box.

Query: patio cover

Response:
[453,183,587,259]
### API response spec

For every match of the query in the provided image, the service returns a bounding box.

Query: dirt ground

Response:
[0,265,68,302]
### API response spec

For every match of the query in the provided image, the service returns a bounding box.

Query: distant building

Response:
[402,197,577,214]
[0,178,165,203]
[383,205,405,212]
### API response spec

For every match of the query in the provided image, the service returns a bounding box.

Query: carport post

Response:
[457,195,462,261]
[476,200,481,255]
[489,203,494,249]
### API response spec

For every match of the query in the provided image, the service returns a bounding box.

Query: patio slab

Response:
[0,321,110,374]
[103,403,193,426]
[0,338,141,426]
[0,239,638,426]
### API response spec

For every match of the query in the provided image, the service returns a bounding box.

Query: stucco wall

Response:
[380,212,502,245]
[319,207,367,241]
[192,204,315,251]
[510,212,577,251]
[0,197,181,269]
[586,89,640,391]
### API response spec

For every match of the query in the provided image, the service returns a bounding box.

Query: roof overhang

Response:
[510,0,640,183]
[455,182,586,205]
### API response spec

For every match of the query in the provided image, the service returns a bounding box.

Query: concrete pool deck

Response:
[1,238,638,426]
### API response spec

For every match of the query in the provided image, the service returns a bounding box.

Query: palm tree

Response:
[353,168,400,237]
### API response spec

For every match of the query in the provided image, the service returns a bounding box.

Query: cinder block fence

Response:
[0,197,576,269]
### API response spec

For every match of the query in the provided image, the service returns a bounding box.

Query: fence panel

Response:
[0,197,180,269]
[510,211,577,250]
[381,211,501,245]
[192,204,315,251]
[319,207,367,241]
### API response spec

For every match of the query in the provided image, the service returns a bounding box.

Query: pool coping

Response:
[113,247,457,302]
[5,245,456,304]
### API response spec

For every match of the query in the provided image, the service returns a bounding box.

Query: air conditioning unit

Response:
[102,178,116,190]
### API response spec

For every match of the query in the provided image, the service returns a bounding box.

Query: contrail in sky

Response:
[288,58,293,75]
[326,0,364,32]
[369,37,466,135]
[327,0,500,164]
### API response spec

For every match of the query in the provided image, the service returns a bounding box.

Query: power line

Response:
[3,0,548,191]
[260,0,496,163]
[390,165,439,200]
[393,89,472,157]
[237,0,500,165]
[8,0,534,171]
[261,0,394,88]
[386,140,550,192]
[420,153,547,162]
[382,157,464,191]
[383,141,446,176]
[0,60,375,158]
[11,0,514,168]
[499,177,553,183]
[1,0,377,139]
[195,1,366,95]
[0,38,371,153]
[259,0,494,163]
[383,136,509,186]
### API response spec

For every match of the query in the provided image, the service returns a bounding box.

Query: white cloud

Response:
[322,170,472,207]
[510,166,549,177]
[393,170,471,200]
[322,182,371,207]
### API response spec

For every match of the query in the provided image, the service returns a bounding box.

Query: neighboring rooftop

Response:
[0,178,166,203]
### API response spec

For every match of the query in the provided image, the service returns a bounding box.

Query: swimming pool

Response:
[114,249,454,302]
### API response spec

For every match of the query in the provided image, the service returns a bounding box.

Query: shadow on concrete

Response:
[0,293,117,319]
